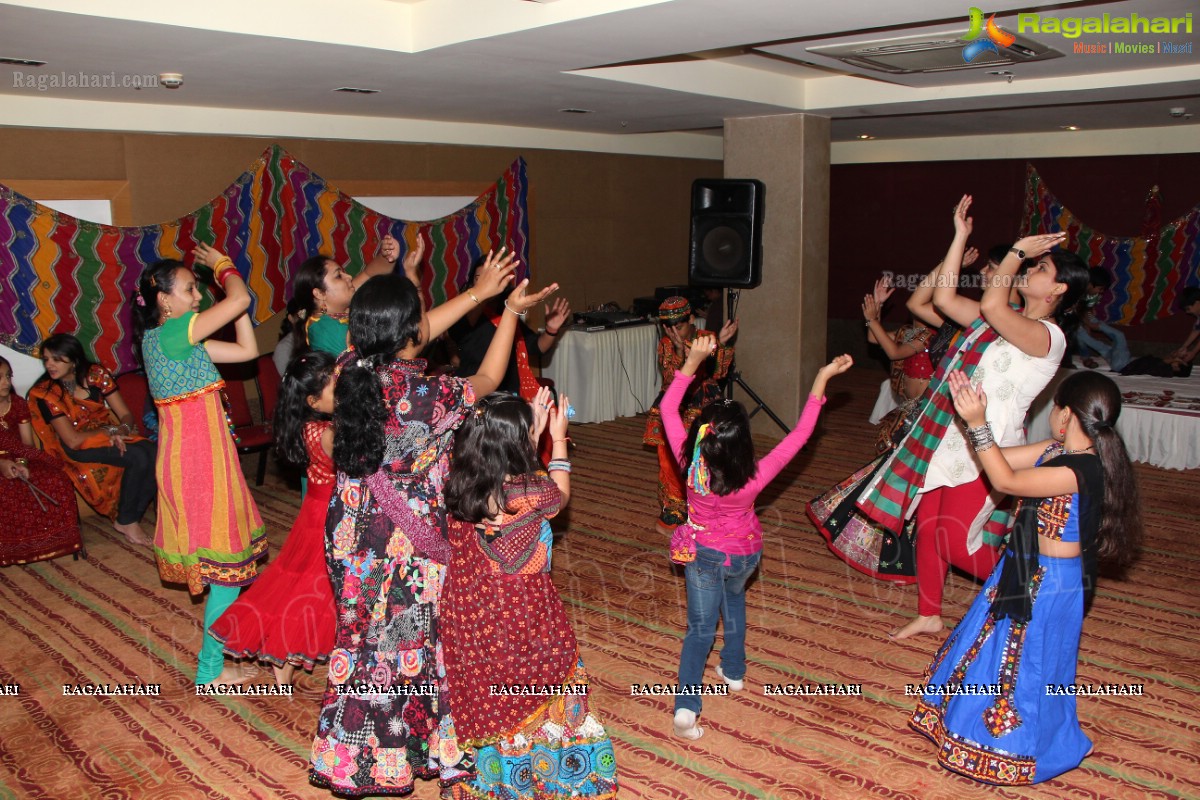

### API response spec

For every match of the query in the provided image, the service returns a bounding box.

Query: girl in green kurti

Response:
[133,244,267,685]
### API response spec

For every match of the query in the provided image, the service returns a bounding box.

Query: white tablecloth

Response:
[541,324,660,424]
[1028,365,1200,471]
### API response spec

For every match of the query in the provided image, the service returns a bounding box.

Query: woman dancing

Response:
[134,245,267,684]
[910,369,1139,784]
[870,196,1088,640]
[310,251,557,797]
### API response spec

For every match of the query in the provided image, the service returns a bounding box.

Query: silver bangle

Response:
[966,423,995,452]
[503,300,528,318]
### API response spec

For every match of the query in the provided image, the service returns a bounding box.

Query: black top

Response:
[449,316,543,395]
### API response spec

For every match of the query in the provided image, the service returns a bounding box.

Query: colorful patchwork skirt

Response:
[909,552,1091,785]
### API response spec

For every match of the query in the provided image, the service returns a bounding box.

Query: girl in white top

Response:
[891,194,1091,641]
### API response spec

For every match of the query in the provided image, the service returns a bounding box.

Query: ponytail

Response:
[274,350,334,468]
[330,273,422,477]
[333,352,389,477]
[1053,371,1141,565]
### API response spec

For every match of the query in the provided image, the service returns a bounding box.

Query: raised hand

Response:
[548,393,570,442]
[873,276,895,306]
[191,242,228,269]
[718,318,739,344]
[472,247,521,299]
[862,294,881,322]
[962,246,980,268]
[952,194,974,239]
[401,236,425,281]
[1013,232,1068,260]
[685,333,717,372]
[380,234,401,264]
[545,297,571,332]
[531,385,553,440]
[507,278,560,315]
[818,354,854,379]
[948,370,987,426]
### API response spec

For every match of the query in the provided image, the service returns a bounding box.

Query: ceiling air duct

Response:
[807,30,1061,73]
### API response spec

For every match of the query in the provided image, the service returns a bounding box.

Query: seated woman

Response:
[1,355,82,566]
[27,334,156,546]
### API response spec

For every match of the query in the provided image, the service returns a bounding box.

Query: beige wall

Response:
[0,128,722,325]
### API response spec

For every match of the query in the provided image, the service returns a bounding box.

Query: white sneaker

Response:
[672,709,704,740]
[716,665,744,692]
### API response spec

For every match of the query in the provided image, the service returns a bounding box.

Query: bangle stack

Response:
[503,300,528,318]
[212,256,240,289]
[547,459,571,473]
[966,423,995,452]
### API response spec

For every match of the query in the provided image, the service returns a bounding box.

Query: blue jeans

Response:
[675,544,761,714]
[1075,321,1131,372]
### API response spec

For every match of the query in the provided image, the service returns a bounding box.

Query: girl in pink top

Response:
[664,334,852,739]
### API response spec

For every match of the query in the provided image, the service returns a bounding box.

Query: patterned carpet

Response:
[1,367,1197,800]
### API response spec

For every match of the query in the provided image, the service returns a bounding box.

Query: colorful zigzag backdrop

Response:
[1021,164,1200,326]
[0,146,530,374]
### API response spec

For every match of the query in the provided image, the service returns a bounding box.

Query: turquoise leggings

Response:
[195,584,241,684]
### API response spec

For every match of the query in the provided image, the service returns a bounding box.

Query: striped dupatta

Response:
[856,318,1000,531]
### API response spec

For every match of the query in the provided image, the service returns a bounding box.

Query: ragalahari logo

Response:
[961,7,1016,62]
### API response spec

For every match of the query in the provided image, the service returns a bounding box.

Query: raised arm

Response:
[932,196,985,328]
[189,243,253,344]
[545,390,571,506]
[427,248,521,341]
[537,297,572,353]
[465,276,558,397]
[980,232,1068,358]
[352,234,404,290]
[864,296,924,362]
[948,370,1077,496]
[748,355,852,490]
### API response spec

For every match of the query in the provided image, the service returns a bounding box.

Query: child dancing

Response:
[441,388,618,798]
[910,369,1140,784]
[209,350,338,685]
[665,334,852,739]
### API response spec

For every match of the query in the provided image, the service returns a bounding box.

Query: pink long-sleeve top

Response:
[663,372,826,556]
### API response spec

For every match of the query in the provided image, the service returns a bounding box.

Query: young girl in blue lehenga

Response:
[910,369,1140,785]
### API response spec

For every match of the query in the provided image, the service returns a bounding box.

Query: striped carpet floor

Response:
[1,367,1197,800]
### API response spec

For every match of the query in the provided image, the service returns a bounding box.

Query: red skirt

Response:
[0,447,81,567]
[209,480,336,668]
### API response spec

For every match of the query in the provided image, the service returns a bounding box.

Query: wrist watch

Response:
[1008,246,1025,259]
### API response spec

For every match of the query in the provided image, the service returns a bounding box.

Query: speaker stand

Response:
[723,290,790,435]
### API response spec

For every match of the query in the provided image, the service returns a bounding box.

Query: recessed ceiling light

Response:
[333,86,380,94]
[560,108,594,114]
[857,134,875,140]
[1060,125,1080,131]
[0,57,46,67]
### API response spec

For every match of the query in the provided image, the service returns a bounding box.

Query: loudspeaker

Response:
[688,178,764,289]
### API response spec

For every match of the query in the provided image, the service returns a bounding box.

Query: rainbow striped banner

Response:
[0,145,530,373]
[1021,164,1199,326]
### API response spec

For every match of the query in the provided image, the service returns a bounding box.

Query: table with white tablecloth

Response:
[540,324,660,424]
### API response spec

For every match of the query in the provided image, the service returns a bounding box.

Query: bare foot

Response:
[113,521,150,546]
[890,615,944,641]
[273,662,298,686]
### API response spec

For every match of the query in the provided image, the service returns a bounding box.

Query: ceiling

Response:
[0,0,1197,147]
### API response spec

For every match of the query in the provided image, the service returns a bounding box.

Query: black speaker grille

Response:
[688,179,763,289]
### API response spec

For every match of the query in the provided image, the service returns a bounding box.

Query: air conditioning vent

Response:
[808,30,1061,73]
